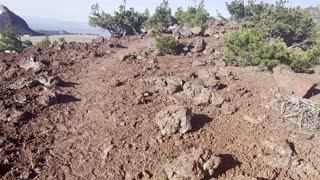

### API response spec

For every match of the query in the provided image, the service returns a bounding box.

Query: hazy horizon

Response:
[2,0,320,35]
[2,0,320,22]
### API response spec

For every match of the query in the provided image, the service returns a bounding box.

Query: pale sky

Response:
[1,0,320,22]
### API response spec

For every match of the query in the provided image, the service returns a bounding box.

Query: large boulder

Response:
[190,26,203,36]
[273,65,320,97]
[163,148,221,180]
[155,106,192,135]
[19,56,41,73]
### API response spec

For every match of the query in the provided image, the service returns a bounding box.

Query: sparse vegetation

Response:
[36,36,51,48]
[223,0,320,72]
[0,24,24,52]
[22,39,33,48]
[155,35,178,54]
[144,0,175,30]
[174,0,211,28]
[89,3,148,37]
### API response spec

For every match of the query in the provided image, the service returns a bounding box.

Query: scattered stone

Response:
[145,64,159,74]
[38,76,62,87]
[221,103,238,115]
[155,106,192,135]
[190,26,203,36]
[147,28,155,36]
[213,34,221,39]
[20,56,41,73]
[261,138,294,156]
[136,91,152,105]
[203,45,215,55]
[215,59,227,67]
[179,28,193,37]
[174,140,183,146]
[7,79,39,90]
[211,93,226,107]
[0,63,7,74]
[163,148,221,180]
[143,76,183,94]
[191,38,206,53]
[263,155,291,169]
[0,136,7,147]
[38,88,58,106]
[204,29,215,37]
[0,109,27,122]
[113,79,124,87]
[4,68,17,80]
[195,69,218,80]
[192,60,207,67]
[194,88,212,106]
[120,53,137,62]
[288,159,320,179]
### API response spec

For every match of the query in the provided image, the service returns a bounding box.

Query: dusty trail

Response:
[40,37,157,179]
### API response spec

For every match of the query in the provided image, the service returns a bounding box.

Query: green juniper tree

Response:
[0,24,23,52]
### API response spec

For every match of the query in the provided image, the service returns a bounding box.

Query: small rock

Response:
[38,76,62,87]
[120,53,137,62]
[1,109,27,122]
[4,68,17,80]
[194,88,212,106]
[191,38,206,53]
[192,60,207,67]
[203,46,215,54]
[20,171,30,180]
[204,29,215,37]
[179,28,193,37]
[190,26,203,36]
[136,92,152,105]
[174,140,183,146]
[20,56,41,73]
[163,148,221,180]
[263,155,291,169]
[211,93,226,107]
[261,138,294,156]
[155,106,192,135]
[221,103,238,115]
[38,88,57,106]
[143,76,183,94]
[213,34,220,39]
[215,59,227,67]
[243,115,261,124]
[7,79,39,90]
[288,159,320,179]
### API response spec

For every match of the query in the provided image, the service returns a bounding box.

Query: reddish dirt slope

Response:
[1,35,320,180]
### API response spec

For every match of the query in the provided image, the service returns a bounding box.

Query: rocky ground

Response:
[1,25,320,180]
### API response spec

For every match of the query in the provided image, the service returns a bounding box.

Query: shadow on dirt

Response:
[190,114,213,132]
[0,164,13,176]
[213,154,242,178]
[58,81,79,88]
[56,94,81,104]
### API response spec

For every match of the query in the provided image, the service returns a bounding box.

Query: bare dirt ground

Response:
[1,34,320,180]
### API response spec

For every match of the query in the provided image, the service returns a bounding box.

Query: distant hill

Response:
[36,30,71,36]
[23,16,109,36]
[0,5,42,36]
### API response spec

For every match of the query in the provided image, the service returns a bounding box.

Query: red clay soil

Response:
[1,35,320,180]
